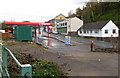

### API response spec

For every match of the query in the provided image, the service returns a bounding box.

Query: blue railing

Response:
[1,44,32,78]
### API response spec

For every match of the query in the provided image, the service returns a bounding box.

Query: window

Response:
[95,31,98,34]
[80,30,82,33]
[63,23,64,26]
[113,29,116,34]
[61,24,62,26]
[84,31,86,34]
[90,30,92,33]
[65,22,67,25]
[87,30,89,34]
[105,30,108,34]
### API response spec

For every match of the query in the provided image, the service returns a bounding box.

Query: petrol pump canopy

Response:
[6,22,52,26]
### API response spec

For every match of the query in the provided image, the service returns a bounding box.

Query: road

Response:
[36,32,118,76]
[42,32,113,52]
[50,33,113,48]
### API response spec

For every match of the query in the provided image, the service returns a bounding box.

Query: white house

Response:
[57,17,83,35]
[78,20,119,38]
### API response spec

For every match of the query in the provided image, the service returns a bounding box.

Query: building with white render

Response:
[78,20,119,38]
[57,17,83,35]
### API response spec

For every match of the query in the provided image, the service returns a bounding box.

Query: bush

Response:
[32,61,65,77]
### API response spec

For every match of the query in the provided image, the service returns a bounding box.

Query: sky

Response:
[0,0,119,22]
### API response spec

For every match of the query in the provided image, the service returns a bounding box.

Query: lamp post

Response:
[69,18,71,36]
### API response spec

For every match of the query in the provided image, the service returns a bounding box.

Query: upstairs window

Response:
[65,22,67,26]
[113,29,116,34]
[105,30,108,34]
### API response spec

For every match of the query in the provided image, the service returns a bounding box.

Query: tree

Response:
[2,21,7,30]
[76,8,82,19]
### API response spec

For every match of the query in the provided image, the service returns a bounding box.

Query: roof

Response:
[55,14,66,19]
[47,14,66,23]
[79,20,109,30]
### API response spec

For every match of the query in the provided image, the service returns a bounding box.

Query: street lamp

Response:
[69,18,71,36]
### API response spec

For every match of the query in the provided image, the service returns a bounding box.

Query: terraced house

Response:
[48,14,67,32]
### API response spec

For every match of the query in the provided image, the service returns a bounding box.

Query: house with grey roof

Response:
[78,20,119,38]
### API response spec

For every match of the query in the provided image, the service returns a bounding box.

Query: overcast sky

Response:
[0,0,119,22]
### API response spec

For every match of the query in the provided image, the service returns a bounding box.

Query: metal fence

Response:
[1,44,32,78]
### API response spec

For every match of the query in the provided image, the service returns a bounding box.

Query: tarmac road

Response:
[36,33,118,76]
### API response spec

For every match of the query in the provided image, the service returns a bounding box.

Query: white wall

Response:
[101,20,119,37]
[57,17,83,34]
[68,17,83,32]
[78,29,102,37]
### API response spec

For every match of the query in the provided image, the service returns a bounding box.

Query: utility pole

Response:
[69,18,71,36]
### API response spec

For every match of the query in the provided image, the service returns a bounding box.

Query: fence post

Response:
[20,64,32,78]
[2,44,8,77]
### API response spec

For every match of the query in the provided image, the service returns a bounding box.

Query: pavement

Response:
[35,33,118,76]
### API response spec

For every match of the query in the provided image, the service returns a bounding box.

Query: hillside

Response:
[93,9,120,28]
[75,2,120,28]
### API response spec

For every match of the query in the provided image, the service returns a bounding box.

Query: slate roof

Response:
[79,20,109,30]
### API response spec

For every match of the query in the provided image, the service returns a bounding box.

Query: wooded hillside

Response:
[75,2,120,28]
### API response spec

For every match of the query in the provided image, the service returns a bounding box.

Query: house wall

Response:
[49,14,67,32]
[78,29,102,37]
[101,20,119,37]
[57,17,83,34]
[78,20,119,37]
[68,17,83,32]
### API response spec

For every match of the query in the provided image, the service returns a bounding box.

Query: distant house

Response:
[0,30,5,33]
[47,14,67,32]
[57,17,83,35]
[78,20,119,38]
